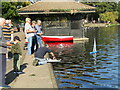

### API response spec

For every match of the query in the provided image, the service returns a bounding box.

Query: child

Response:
[11,36,23,74]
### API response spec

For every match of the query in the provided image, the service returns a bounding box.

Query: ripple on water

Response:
[59,79,94,88]
[72,76,97,82]
[55,73,66,77]
[59,83,79,88]
[76,68,86,71]
[66,69,77,72]
[95,79,118,88]
[54,70,65,73]
[71,65,81,67]
[81,83,113,88]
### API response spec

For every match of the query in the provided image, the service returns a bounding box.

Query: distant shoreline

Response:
[84,23,119,27]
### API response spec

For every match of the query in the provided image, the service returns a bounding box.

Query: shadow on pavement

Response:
[21,63,28,71]
[5,63,28,85]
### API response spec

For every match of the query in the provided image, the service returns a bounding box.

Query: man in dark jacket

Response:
[33,44,56,66]
[0,17,11,88]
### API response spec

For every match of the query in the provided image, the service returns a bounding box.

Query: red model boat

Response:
[41,36,73,42]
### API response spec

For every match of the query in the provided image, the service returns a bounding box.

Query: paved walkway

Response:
[6,31,58,88]
[10,54,57,88]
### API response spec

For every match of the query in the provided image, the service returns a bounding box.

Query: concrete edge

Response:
[73,38,89,41]
[47,63,58,88]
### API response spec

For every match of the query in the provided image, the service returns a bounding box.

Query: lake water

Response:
[48,26,119,89]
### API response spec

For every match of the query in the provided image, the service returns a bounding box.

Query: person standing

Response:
[2,20,13,41]
[35,20,43,47]
[8,20,14,41]
[11,36,24,74]
[32,21,38,53]
[0,17,11,88]
[2,20,14,60]
[31,21,38,53]
[25,18,36,55]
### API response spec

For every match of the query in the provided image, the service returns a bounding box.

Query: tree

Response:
[83,2,118,14]
[0,2,2,17]
[82,2,118,21]
[2,2,30,23]
[100,11,118,23]
[118,1,120,22]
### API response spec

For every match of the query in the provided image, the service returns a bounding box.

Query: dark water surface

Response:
[48,26,119,89]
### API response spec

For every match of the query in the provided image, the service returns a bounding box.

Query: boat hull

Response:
[41,36,73,42]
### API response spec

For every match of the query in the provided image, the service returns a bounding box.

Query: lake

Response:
[48,26,119,89]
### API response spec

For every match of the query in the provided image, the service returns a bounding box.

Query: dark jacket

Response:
[11,43,22,55]
[35,46,51,59]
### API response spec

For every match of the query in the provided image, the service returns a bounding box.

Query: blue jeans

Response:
[27,37,33,55]
[36,35,42,47]
[35,58,47,65]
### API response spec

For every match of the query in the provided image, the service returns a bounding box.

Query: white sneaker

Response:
[16,72,25,74]
[13,72,17,74]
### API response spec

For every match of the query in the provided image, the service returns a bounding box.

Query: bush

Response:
[100,12,118,23]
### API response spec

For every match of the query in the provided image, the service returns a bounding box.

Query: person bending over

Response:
[33,44,56,66]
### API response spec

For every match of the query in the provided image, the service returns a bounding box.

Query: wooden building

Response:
[18,0,96,37]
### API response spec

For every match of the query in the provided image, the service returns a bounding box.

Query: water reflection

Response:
[49,26,119,89]
[46,42,73,48]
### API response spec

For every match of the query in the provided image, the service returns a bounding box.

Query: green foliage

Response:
[118,1,120,22]
[2,2,30,23]
[0,2,2,16]
[2,2,18,19]
[83,2,118,22]
[100,12,118,23]
[83,2,118,14]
